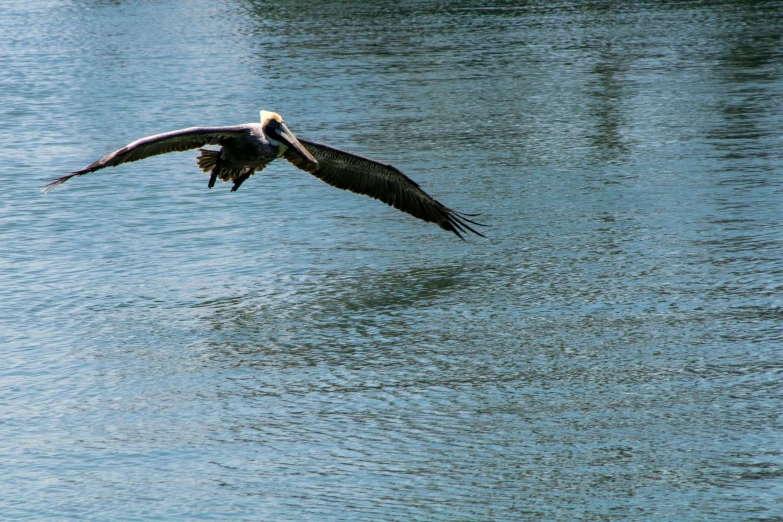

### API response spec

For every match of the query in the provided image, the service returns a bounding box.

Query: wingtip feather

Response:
[42,172,81,194]
[442,207,487,239]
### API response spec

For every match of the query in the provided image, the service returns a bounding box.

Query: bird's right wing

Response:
[44,125,251,192]
[284,139,484,239]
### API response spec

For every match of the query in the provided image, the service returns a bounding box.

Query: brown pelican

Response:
[45,111,484,239]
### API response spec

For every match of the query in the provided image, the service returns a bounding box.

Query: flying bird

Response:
[45,111,484,239]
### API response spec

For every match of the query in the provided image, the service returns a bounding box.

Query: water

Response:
[2,1,783,519]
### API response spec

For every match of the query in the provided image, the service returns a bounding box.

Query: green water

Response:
[2,1,782,519]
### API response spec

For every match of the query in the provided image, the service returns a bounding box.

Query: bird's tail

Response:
[196,149,221,173]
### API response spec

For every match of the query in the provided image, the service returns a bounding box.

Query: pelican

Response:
[45,111,484,239]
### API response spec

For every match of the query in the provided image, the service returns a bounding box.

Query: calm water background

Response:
[2,1,783,520]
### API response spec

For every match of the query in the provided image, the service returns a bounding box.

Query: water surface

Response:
[1,1,782,520]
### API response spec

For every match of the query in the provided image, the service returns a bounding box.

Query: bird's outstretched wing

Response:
[44,125,251,192]
[284,139,484,239]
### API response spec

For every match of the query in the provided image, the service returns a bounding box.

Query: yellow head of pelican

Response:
[260,110,318,167]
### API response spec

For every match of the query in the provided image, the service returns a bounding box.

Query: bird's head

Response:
[260,111,318,168]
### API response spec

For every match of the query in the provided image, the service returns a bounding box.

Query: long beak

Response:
[277,123,319,167]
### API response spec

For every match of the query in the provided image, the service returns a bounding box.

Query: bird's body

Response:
[200,124,276,180]
[46,111,483,238]
[193,123,280,190]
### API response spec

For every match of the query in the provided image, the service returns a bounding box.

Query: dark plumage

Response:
[45,111,484,239]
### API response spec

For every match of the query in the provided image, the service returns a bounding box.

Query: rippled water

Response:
[2,1,783,520]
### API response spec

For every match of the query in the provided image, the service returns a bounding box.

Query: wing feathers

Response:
[284,139,484,239]
[44,125,250,192]
[46,122,485,239]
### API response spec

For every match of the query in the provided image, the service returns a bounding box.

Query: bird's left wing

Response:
[284,139,484,239]
[44,125,250,192]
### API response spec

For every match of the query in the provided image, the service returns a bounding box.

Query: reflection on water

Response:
[2,0,783,520]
